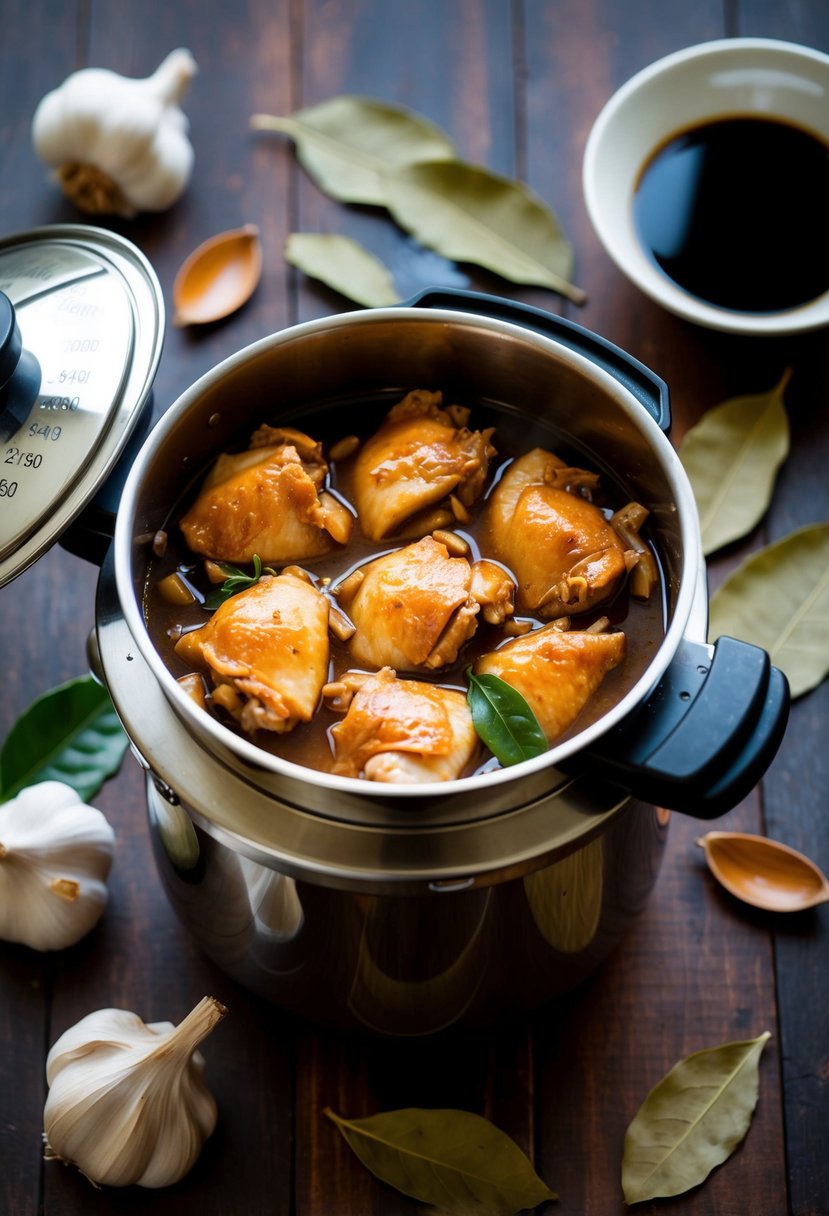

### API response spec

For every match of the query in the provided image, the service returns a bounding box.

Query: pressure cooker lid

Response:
[0,224,164,588]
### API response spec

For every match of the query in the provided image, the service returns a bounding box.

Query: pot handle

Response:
[404,287,671,433]
[566,635,790,818]
[58,394,156,567]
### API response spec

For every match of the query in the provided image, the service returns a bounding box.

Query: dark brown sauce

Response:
[144,395,667,778]
[634,115,829,313]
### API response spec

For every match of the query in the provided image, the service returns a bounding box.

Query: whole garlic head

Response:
[0,781,115,951]
[32,49,197,218]
[44,996,227,1188]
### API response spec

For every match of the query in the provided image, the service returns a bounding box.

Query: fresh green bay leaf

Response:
[622,1031,770,1205]
[325,1106,557,1215]
[383,159,585,303]
[251,95,457,206]
[709,522,829,698]
[0,676,128,804]
[679,371,791,556]
[467,671,547,767]
[285,233,400,307]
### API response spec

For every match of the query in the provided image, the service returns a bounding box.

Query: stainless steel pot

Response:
[0,241,787,1033]
[87,289,787,1035]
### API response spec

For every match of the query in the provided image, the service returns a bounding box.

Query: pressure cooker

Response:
[0,225,788,1035]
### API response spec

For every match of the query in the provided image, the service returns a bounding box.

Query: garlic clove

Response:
[44,996,227,1188]
[173,224,263,326]
[32,49,197,218]
[0,781,115,951]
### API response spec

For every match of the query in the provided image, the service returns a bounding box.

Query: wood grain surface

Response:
[1,3,827,1214]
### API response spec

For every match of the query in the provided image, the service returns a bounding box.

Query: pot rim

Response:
[113,305,703,801]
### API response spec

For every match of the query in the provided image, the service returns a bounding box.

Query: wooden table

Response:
[2,3,827,1213]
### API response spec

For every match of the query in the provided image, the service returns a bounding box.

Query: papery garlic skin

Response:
[44,997,227,1188]
[0,781,115,951]
[31,49,197,218]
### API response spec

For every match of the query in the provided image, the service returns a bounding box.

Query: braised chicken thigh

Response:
[352,390,496,540]
[330,667,478,783]
[334,535,515,671]
[475,622,626,744]
[179,425,353,564]
[173,573,329,735]
[486,448,633,618]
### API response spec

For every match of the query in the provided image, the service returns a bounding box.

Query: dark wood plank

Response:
[87,0,298,417]
[2,2,827,1215]
[294,0,520,317]
[0,11,89,1214]
[711,4,829,1210]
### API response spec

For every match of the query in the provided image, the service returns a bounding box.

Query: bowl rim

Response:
[582,36,829,335]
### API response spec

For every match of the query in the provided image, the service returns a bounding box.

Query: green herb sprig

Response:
[203,554,276,610]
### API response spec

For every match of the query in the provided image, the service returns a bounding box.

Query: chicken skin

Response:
[173,573,330,735]
[475,622,626,744]
[179,425,353,564]
[334,535,515,671]
[330,667,478,783]
[486,448,631,618]
[351,390,496,541]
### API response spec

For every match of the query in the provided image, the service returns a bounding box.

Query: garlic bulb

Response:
[44,996,227,1188]
[0,781,115,951]
[31,49,197,218]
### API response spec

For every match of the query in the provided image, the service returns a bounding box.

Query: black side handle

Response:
[565,635,790,818]
[404,287,671,433]
[58,392,156,567]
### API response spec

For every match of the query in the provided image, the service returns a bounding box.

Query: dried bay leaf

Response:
[679,371,791,556]
[622,1031,770,1205]
[285,233,400,307]
[325,1106,557,1215]
[251,95,457,206]
[709,521,829,698]
[384,160,585,303]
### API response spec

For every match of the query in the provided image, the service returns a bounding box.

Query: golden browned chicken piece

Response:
[333,535,515,671]
[475,622,626,744]
[330,667,478,783]
[173,573,329,735]
[179,425,353,564]
[351,390,496,541]
[485,448,632,618]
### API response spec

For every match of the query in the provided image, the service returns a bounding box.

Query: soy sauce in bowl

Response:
[633,115,829,313]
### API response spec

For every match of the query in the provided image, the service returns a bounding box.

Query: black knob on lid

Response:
[0,290,41,441]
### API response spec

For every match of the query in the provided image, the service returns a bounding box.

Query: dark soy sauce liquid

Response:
[633,115,829,313]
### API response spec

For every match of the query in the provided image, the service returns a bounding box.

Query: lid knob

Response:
[0,290,41,441]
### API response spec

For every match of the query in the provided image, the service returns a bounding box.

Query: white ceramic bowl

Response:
[583,38,829,335]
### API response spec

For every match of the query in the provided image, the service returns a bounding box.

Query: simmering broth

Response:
[143,391,667,780]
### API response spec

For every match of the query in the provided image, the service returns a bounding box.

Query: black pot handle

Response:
[565,635,790,818]
[58,394,156,567]
[404,287,672,433]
